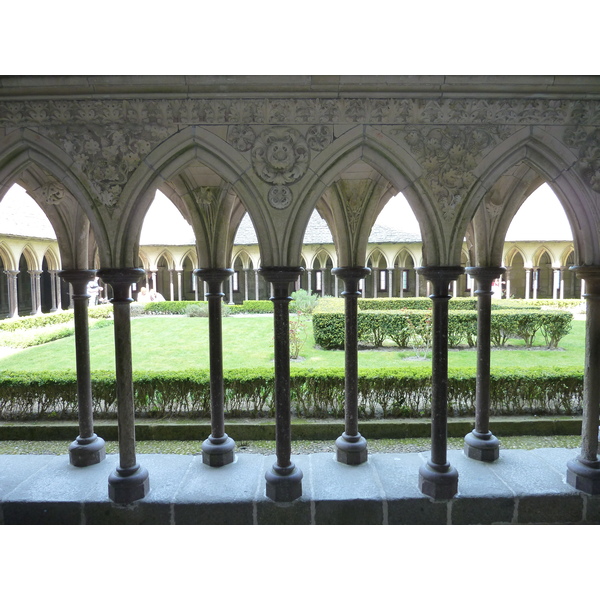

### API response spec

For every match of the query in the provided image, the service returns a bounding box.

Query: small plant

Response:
[290,289,319,314]
[185,304,209,318]
[289,310,308,359]
[406,311,432,359]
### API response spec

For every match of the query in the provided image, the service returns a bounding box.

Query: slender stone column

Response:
[96,267,149,504]
[29,270,43,315]
[48,270,58,311]
[307,269,312,294]
[194,268,236,467]
[373,269,378,298]
[151,270,157,293]
[168,269,175,301]
[254,269,260,300]
[259,267,304,502]
[552,268,559,300]
[416,266,464,499]
[505,267,512,299]
[415,270,420,297]
[532,269,539,300]
[559,267,566,300]
[464,267,505,462]
[177,270,183,301]
[243,268,249,301]
[567,266,600,494]
[525,268,531,300]
[388,268,393,298]
[332,267,370,465]
[59,270,106,467]
[5,270,19,318]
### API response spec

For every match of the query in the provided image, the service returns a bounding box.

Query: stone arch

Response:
[0,128,111,268]
[284,126,443,266]
[115,126,272,268]
[455,126,600,267]
[533,245,556,267]
[0,242,17,271]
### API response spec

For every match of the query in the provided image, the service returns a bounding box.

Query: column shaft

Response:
[332,267,370,465]
[59,270,106,467]
[195,268,235,467]
[566,267,600,494]
[464,267,504,462]
[260,267,303,502]
[416,266,464,499]
[97,267,149,503]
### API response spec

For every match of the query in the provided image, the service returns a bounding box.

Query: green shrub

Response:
[0,311,75,332]
[143,301,203,315]
[185,303,209,317]
[229,300,273,314]
[0,366,583,420]
[290,289,320,314]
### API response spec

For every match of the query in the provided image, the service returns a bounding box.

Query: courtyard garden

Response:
[0,295,586,422]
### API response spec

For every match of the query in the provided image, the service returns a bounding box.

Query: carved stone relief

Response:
[50,124,172,207]
[564,126,600,194]
[186,185,220,231]
[390,125,514,219]
[39,181,66,204]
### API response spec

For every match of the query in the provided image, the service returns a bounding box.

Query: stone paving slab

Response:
[0,449,597,525]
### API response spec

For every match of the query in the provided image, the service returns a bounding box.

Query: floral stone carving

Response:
[251,127,310,185]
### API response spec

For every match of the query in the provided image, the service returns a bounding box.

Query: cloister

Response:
[0,186,581,315]
[1,75,600,523]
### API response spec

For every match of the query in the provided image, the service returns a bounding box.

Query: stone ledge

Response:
[0,449,597,525]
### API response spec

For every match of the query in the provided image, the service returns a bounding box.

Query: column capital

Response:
[332,266,370,296]
[465,266,505,284]
[416,266,464,297]
[59,269,96,297]
[97,268,145,303]
[194,268,233,285]
[571,265,600,295]
[259,266,304,288]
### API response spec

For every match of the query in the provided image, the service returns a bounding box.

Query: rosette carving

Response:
[228,125,256,152]
[306,125,333,151]
[251,127,310,185]
[268,185,293,209]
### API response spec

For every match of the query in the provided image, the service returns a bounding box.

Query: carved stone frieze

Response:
[0,98,595,128]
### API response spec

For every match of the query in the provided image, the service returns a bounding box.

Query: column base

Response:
[265,463,303,502]
[566,456,600,495]
[201,434,236,467]
[108,464,150,504]
[69,434,106,467]
[464,430,500,462]
[419,461,458,500]
[335,432,368,465]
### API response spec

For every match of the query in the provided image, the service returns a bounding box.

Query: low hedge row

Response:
[0,367,583,420]
[0,305,114,332]
[313,309,573,350]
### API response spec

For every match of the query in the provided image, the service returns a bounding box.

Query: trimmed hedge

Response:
[313,309,573,350]
[0,366,583,420]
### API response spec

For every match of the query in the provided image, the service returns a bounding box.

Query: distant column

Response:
[567,267,600,494]
[169,270,175,301]
[416,266,464,499]
[532,269,539,300]
[559,267,566,300]
[525,268,531,300]
[505,267,512,299]
[59,269,106,467]
[255,269,260,300]
[259,267,304,502]
[307,269,312,295]
[97,267,149,504]
[29,270,43,315]
[415,270,419,298]
[388,269,393,298]
[373,269,378,298]
[244,269,249,302]
[5,270,19,318]
[48,270,59,311]
[177,270,183,301]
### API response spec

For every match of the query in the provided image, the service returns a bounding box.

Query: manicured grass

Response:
[0,314,586,373]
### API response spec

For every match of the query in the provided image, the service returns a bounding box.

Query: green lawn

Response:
[0,314,586,373]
